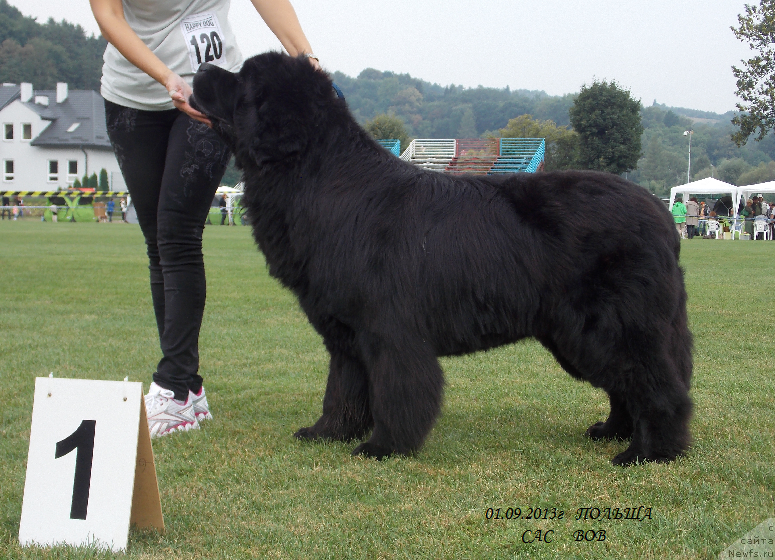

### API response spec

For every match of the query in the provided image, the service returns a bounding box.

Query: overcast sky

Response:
[7,0,753,115]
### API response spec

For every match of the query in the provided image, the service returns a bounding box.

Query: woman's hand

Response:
[165,72,212,126]
[305,54,321,70]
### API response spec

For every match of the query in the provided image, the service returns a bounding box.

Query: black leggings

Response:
[105,100,231,401]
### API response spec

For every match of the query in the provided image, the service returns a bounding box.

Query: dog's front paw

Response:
[351,441,394,460]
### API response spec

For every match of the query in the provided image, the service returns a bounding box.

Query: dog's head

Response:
[192,52,341,168]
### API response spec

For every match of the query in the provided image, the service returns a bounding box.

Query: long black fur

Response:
[192,52,693,465]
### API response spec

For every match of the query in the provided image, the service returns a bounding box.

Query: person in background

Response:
[90,0,318,437]
[753,196,768,240]
[707,211,720,239]
[698,200,708,237]
[752,196,763,217]
[671,196,687,239]
[107,198,115,222]
[741,199,754,239]
[685,197,699,239]
[120,198,127,222]
[220,194,228,225]
[1,195,9,220]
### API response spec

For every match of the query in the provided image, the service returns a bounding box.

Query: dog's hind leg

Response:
[538,336,633,441]
[351,334,444,459]
[585,392,634,441]
[294,348,373,443]
[592,341,691,465]
[542,320,691,465]
[610,322,693,466]
[611,379,692,466]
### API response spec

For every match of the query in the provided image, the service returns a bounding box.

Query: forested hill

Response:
[0,0,727,136]
[0,0,106,90]
[331,68,579,138]
[0,0,578,139]
[5,1,775,192]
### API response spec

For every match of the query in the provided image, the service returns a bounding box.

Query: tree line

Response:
[356,70,775,195]
[361,76,775,196]
[4,0,775,195]
[332,68,577,138]
[0,0,106,90]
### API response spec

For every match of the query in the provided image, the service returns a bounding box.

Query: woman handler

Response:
[89,0,318,437]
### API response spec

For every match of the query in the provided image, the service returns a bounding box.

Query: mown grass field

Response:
[0,220,773,559]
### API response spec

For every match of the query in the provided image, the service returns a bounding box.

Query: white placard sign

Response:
[18,377,164,552]
[180,11,227,72]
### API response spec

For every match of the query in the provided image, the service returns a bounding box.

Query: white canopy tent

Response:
[215,184,244,225]
[216,184,243,197]
[737,180,775,204]
[668,177,740,218]
[215,184,244,206]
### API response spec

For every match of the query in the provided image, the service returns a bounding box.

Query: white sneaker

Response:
[189,386,213,422]
[145,382,199,438]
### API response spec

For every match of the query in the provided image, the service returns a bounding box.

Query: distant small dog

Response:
[192,52,693,465]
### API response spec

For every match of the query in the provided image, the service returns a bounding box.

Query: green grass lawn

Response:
[1,220,773,559]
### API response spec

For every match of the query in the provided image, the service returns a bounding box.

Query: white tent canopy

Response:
[215,184,243,203]
[738,180,775,204]
[669,177,740,218]
[670,178,775,218]
[216,184,243,196]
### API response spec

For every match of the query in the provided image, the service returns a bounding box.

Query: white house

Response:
[0,82,125,191]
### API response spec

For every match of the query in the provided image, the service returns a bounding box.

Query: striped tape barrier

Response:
[0,191,129,197]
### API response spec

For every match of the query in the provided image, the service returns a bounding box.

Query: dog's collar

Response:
[332,83,345,100]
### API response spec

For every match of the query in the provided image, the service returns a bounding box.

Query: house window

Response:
[22,123,32,140]
[4,124,13,140]
[67,160,78,183]
[48,160,59,182]
[3,160,14,181]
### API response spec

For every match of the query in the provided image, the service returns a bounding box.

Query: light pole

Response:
[683,130,693,183]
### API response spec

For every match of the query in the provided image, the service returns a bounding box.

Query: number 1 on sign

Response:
[55,420,96,520]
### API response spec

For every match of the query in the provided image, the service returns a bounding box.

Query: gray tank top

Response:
[101,0,243,111]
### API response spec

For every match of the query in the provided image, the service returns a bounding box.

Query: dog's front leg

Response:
[351,334,444,459]
[294,347,372,443]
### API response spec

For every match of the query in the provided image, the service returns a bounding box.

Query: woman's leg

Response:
[153,114,231,399]
[105,101,230,400]
[105,101,174,348]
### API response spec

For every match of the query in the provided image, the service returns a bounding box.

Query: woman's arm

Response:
[248,0,319,68]
[89,0,171,86]
[90,0,318,122]
[89,0,210,122]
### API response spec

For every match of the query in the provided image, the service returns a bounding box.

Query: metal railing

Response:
[399,138,545,175]
[376,139,401,156]
[399,139,457,171]
[490,138,546,174]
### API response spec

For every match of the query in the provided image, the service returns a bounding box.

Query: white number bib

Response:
[180,12,227,73]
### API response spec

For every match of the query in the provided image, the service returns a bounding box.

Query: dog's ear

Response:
[238,55,318,165]
[191,63,241,122]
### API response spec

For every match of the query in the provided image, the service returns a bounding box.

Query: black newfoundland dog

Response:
[192,52,692,466]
